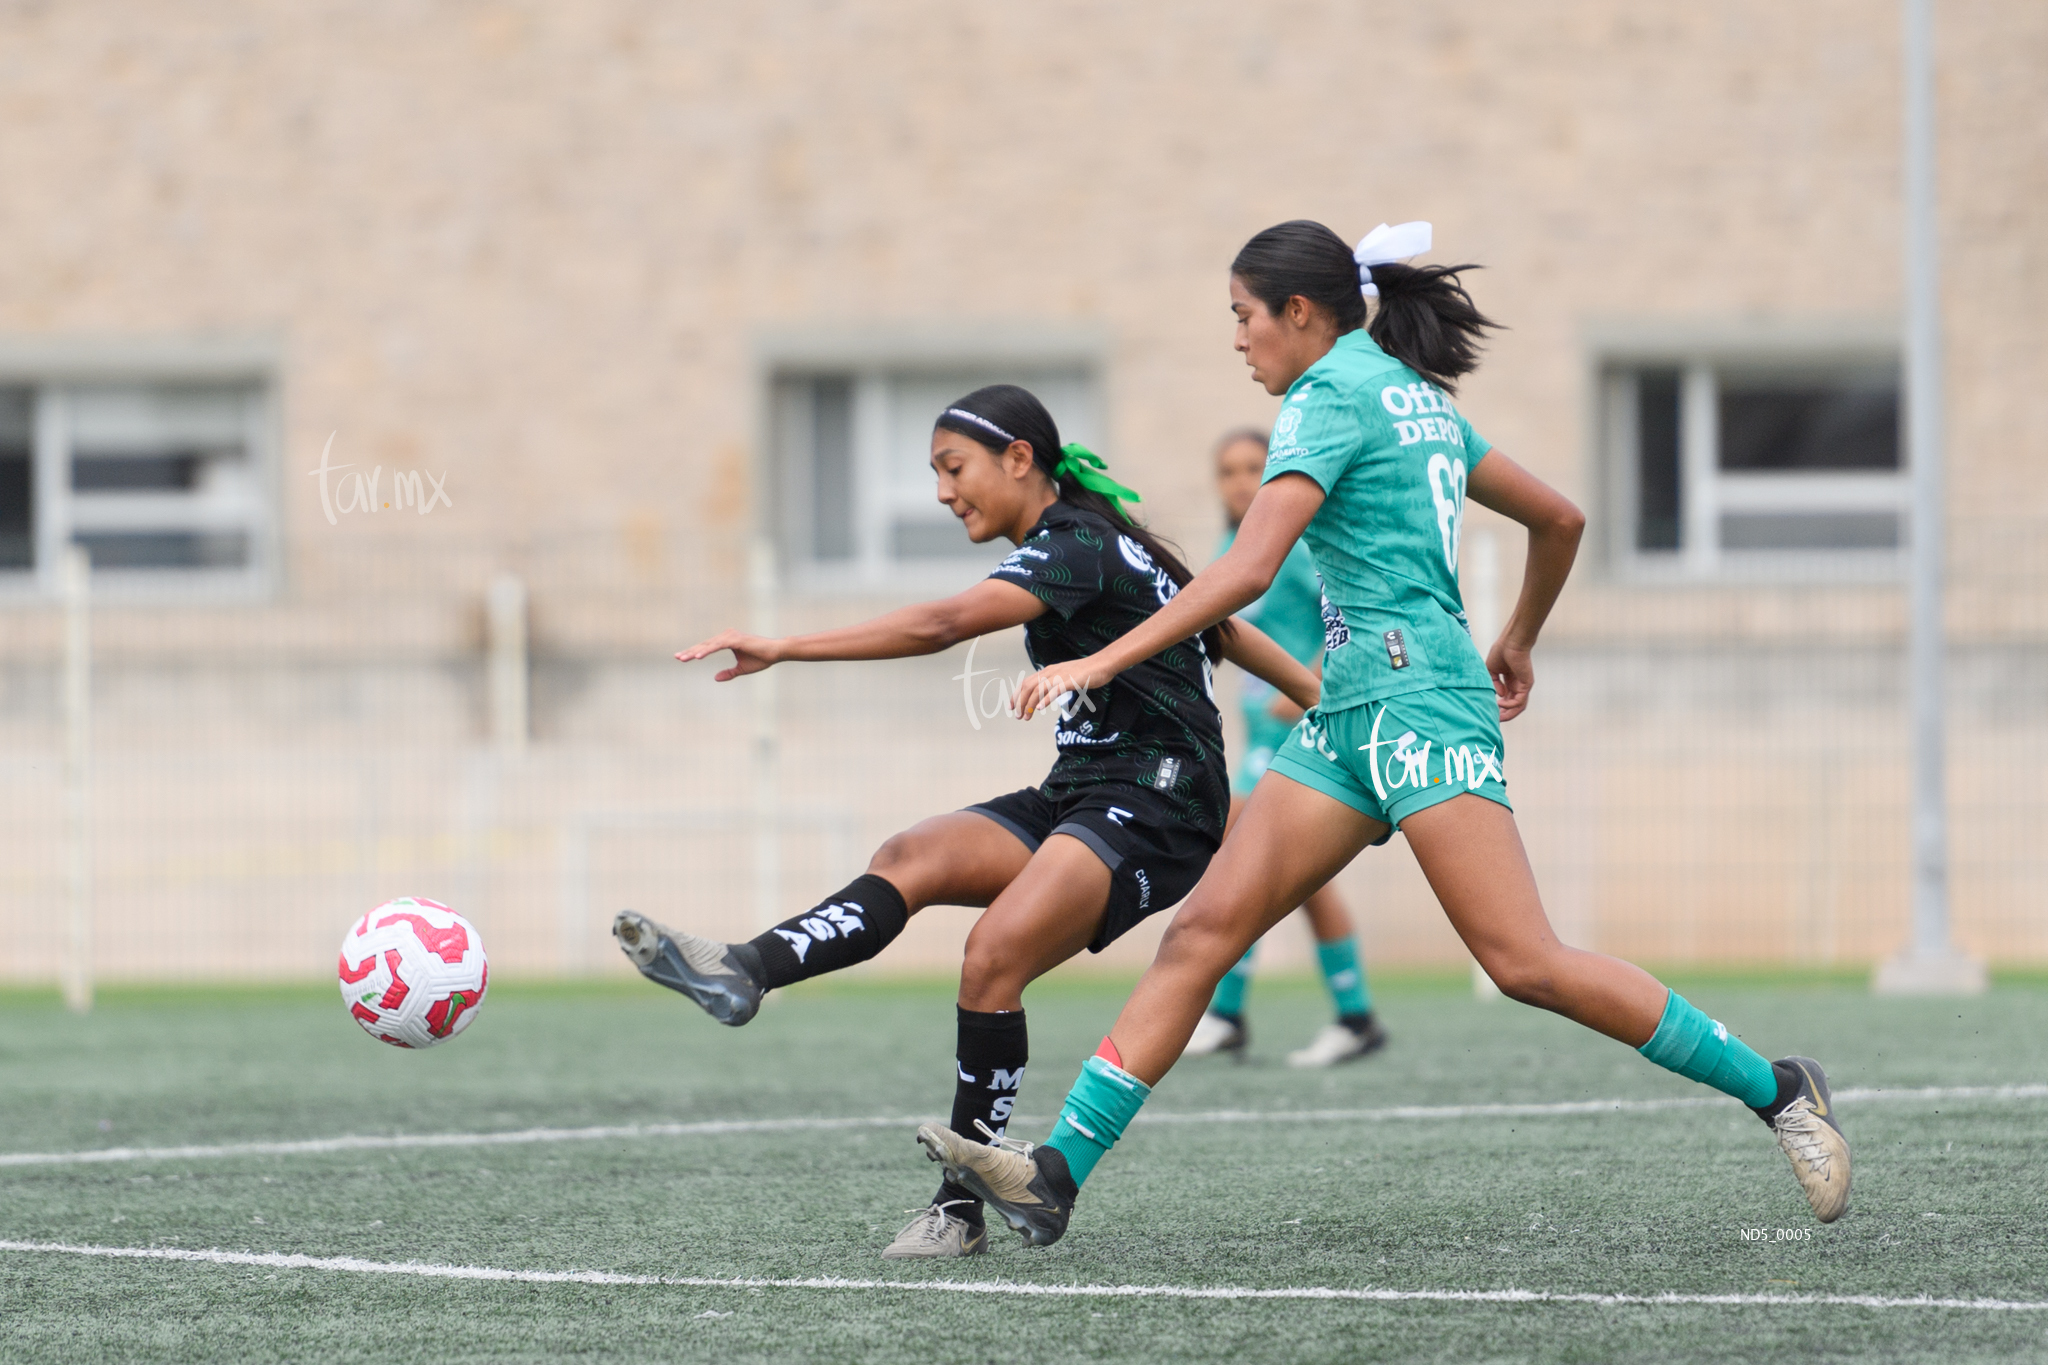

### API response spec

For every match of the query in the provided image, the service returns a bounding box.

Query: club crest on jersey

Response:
[1320,589,1350,652]
[1118,535,1180,607]
[1272,404,1303,444]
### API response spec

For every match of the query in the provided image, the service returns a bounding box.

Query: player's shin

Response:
[937,1007,1028,1214]
[1635,990,1778,1108]
[1042,1043,1152,1188]
[731,874,909,989]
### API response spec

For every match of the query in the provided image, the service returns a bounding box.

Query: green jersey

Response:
[1221,527,1323,754]
[1261,329,1493,710]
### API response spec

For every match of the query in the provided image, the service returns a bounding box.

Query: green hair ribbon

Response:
[1053,442,1143,518]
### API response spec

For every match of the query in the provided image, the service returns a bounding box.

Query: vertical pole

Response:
[1464,526,1502,999]
[1877,0,1984,994]
[486,573,529,757]
[749,536,780,933]
[61,545,92,1013]
[1679,362,1718,577]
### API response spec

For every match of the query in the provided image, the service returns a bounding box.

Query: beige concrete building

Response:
[0,1,2042,984]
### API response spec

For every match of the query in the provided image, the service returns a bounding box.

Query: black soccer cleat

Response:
[916,1122,1077,1248]
[612,910,763,1026]
[1753,1056,1851,1223]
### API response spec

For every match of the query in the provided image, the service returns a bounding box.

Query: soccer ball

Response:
[338,898,489,1049]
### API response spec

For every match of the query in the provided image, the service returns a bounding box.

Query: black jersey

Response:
[988,501,1230,842]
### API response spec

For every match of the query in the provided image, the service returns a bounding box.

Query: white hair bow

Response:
[1354,221,1432,297]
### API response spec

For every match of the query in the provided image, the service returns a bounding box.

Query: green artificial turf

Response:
[1,971,2045,1363]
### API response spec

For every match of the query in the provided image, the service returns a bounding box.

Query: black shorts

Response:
[966,785,1219,953]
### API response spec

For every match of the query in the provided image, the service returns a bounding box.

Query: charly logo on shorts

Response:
[1359,703,1502,803]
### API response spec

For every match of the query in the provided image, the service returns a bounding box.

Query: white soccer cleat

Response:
[1766,1056,1851,1223]
[880,1200,988,1259]
[1286,1017,1388,1068]
[1185,1011,1247,1057]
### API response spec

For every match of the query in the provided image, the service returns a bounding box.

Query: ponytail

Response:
[1363,260,1497,395]
[1230,219,1501,394]
[935,384,1230,658]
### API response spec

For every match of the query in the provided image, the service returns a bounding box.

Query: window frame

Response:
[1587,321,1906,585]
[754,327,1108,596]
[0,336,283,604]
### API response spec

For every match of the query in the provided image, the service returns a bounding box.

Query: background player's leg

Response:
[1189,797,1256,1056]
[1108,777,1380,1084]
[1022,778,1378,1193]
[1288,881,1384,1066]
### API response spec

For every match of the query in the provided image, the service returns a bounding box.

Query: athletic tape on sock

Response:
[1046,1055,1151,1187]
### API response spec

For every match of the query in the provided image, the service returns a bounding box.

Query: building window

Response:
[769,361,1102,589]
[1601,345,1904,580]
[0,367,275,597]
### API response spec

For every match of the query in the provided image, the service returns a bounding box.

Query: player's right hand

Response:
[676,630,782,681]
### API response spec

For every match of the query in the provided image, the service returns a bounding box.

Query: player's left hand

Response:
[1010,655,1110,720]
[675,630,782,681]
[1487,637,1534,721]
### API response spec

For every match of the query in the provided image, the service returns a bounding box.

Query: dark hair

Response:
[1213,426,1270,456]
[936,383,1229,657]
[1230,219,1500,394]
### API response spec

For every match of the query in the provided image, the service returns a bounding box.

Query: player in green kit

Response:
[915,220,1852,1246]
[1184,428,1385,1067]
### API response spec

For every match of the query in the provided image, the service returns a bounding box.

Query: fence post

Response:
[61,545,92,1013]
[749,537,780,933]
[487,573,529,757]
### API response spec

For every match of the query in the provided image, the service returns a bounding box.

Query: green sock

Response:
[1043,1055,1151,1188]
[1637,990,1779,1109]
[1316,936,1370,1017]
[1209,946,1255,1017]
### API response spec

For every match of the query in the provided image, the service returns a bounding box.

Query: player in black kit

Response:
[613,384,1319,1259]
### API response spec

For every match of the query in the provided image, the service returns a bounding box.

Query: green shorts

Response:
[1265,687,1511,831]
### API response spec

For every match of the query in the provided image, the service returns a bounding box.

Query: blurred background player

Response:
[1185,427,1385,1067]
[614,384,1319,1261]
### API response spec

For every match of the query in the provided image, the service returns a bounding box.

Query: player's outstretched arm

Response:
[676,580,1047,681]
[1217,617,1320,712]
[1011,472,1326,716]
[1463,448,1584,722]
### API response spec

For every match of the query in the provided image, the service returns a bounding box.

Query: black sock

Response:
[1338,1011,1374,1034]
[934,1007,1029,1218]
[740,874,909,990]
[1753,1060,1803,1125]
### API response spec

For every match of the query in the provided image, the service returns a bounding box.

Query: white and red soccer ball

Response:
[338,898,489,1049]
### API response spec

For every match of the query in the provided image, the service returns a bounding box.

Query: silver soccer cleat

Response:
[612,910,763,1026]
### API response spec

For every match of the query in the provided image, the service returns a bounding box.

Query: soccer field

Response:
[3,972,2045,1364]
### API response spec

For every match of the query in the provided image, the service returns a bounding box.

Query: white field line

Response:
[4,1083,2043,1171]
[1,1239,2045,1313]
